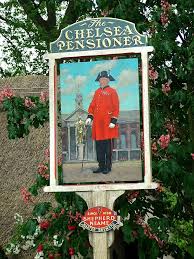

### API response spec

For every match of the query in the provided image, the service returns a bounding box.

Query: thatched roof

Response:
[0,75,48,96]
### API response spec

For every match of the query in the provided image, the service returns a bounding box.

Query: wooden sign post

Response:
[44,17,158,258]
[77,191,124,258]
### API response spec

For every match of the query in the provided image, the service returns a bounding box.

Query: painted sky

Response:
[60,58,139,114]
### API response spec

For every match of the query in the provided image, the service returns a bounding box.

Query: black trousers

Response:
[95,139,113,169]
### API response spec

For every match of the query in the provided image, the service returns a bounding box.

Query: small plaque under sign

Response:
[79,206,122,232]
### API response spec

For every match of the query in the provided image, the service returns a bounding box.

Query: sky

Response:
[60,58,140,114]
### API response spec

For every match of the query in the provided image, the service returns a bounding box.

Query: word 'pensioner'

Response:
[57,25,144,51]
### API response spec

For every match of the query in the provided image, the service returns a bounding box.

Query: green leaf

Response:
[2,99,13,110]
[32,202,52,217]
[28,184,39,196]
[121,221,134,244]
[183,174,194,198]
[187,244,194,257]
[22,219,37,236]
[33,117,40,128]
[149,241,160,259]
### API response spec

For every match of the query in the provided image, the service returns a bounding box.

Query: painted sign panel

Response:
[79,206,122,232]
[60,58,142,184]
[50,17,147,53]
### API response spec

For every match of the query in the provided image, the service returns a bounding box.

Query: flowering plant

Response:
[2,139,90,258]
[0,87,49,139]
[5,152,91,258]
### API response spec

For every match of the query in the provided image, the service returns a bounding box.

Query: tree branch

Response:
[59,0,79,30]
[17,0,48,31]
[46,0,56,29]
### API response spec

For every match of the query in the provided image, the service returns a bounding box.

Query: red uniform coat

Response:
[88,86,119,140]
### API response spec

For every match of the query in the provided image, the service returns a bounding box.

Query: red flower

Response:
[68,225,76,231]
[37,163,49,179]
[148,67,158,80]
[191,154,194,160]
[160,12,169,26]
[69,247,75,256]
[48,254,54,259]
[0,87,14,103]
[24,97,35,108]
[165,121,176,138]
[51,212,58,219]
[158,134,170,149]
[20,187,33,203]
[38,163,48,174]
[161,0,171,11]
[162,82,171,94]
[37,244,43,253]
[39,220,50,230]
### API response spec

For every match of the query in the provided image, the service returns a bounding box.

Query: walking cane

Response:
[81,125,88,171]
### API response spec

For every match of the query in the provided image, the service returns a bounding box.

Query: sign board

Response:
[60,58,142,183]
[79,206,122,232]
[50,18,147,53]
[43,17,157,192]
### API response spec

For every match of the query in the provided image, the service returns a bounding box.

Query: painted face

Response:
[99,77,110,88]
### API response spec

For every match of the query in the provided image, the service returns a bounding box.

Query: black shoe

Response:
[102,168,111,174]
[93,167,103,173]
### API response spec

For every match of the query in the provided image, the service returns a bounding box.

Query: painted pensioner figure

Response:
[85,71,119,174]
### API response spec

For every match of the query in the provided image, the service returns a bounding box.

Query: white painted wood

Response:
[76,190,124,258]
[43,46,154,60]
[49,59,58,186]
[44,182,158,192]
[141,51,152,186]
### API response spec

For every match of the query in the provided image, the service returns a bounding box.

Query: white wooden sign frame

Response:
[44,46,157,193]
[43,18,158,258]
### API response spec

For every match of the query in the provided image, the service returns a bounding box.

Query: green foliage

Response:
[122,221,135,244]
[22,219,37,236]
[2,0,194,258]
[169,219,193,255]
[2,95,49,139]
[33,202,52,217]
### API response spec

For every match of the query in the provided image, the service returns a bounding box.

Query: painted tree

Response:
[1,0,194,258]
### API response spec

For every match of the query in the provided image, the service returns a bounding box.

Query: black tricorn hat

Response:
[95,71,115,81]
